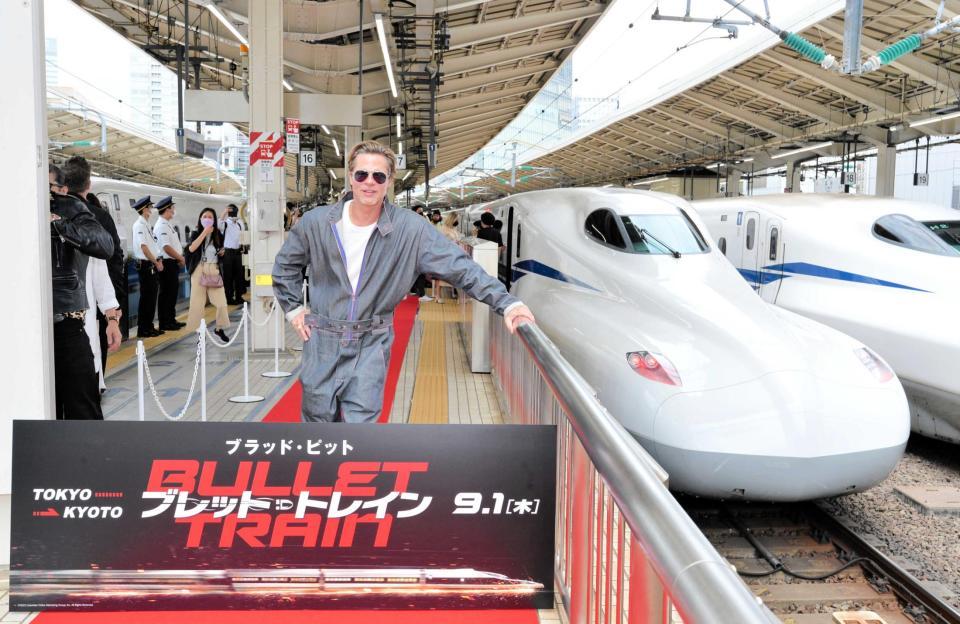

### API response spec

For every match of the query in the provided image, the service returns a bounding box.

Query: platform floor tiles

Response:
[392,300,504,425]
[100,306,301,422]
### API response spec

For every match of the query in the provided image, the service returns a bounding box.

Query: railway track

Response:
[681,498,960,624]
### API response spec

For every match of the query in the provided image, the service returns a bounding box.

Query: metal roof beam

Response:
[438,62,559,99]
[684,91,792,139]
[442,40,575,76]
[447,5,603,50]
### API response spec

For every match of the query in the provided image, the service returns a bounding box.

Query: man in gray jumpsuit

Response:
[273,140,534,422]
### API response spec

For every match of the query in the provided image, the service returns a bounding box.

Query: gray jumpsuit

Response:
[273,195,519,423]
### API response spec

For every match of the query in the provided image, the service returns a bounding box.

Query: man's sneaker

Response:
[418,295,433,302]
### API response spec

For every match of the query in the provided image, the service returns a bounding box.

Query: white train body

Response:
[694,194,960,444]
[487,188,909,501]
[89,177,239,256]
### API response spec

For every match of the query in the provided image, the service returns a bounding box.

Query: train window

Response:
[584,209,626,249]
[621,212,709,255]
[745,218,756,250]
[874,214,960,256]
[718,237,727,255]
[923,220,960,252]
[112,194,120,212]
[769,227,779,260]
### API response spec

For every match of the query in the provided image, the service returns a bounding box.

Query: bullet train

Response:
[487,188,909,501]
[694,194,960,444]
[89,177,240,256]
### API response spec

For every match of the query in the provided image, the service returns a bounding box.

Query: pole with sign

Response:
[285,118,300,154]
[299,150,316,167]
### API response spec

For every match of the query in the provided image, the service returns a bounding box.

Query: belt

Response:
[54,310,86,324]
[304,313,392,334]
[224,247,241,253]
[137,259,155,268]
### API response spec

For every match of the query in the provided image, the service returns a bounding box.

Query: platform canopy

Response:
[71,0,609,197]
[428,0,960,199]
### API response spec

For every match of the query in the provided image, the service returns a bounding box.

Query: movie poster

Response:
[10,421,555,612]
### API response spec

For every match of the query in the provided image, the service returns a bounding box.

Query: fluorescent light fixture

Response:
[374,14,398,98]
[601,183,614,188]
[631,176,669,186]
[396,113,402,138]
[403,171,413,181]
[206,3,248,47]
[706,163,720,169]
[741,157,754,163]
[398,141,403,156]
[328,168,337,180]
[332,138,340,157]
[889,124,904,132]
[772,141,834,160]
[910,109,960,128]
[321,125,331,135]
[282,79,293,91]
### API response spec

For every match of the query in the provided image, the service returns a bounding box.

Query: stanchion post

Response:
[137,341,145,421]
[230,303,264,403]
[200,320,207,421]
[263,298,291,378]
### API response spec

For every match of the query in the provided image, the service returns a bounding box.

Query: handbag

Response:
[199,270,223,288]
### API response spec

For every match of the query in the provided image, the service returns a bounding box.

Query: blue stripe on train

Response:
[738,261,929,293]
[511,259,599,291]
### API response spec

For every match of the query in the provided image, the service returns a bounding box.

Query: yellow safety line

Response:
[105,300,245,374]
[407,301,450,424]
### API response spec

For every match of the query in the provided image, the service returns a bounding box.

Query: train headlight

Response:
[854,347,895,383]
[626,351,682,386]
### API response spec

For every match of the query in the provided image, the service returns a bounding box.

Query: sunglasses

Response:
[353,169,388,184]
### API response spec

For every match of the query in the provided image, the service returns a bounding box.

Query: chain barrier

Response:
[250,297,279,327]
[137,321,205,422]
[205,310,246,348]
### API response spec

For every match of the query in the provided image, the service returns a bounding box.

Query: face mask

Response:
[201,217,214,228]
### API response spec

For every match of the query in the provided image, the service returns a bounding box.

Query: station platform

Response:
[0,295,561,624]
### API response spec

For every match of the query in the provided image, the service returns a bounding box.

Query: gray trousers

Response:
[299,313,393,423]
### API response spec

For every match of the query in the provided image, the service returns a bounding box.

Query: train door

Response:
[742,211,760,291]
[760,218,784,303]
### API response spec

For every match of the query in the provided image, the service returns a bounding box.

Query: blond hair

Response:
[347,140,397,179]
[444,212,459,228]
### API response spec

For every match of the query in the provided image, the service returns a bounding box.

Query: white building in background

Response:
[127,56,179,142]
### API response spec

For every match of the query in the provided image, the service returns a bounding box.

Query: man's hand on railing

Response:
[504,304,536,334]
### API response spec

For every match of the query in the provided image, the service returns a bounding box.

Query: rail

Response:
[491,318,777,624]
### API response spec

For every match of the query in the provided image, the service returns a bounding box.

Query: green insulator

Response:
[782,32,827,64]
[877,34,922,65]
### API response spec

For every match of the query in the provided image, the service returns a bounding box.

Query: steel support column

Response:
[248,0,286,351]
[875,145,896,197]
[0,0,51,531]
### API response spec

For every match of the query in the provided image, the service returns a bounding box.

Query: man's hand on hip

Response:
[504,304,535,334]
[291,309,311,341]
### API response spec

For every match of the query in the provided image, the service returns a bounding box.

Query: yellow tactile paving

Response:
[105,300,244,374]
[407,301,450,424]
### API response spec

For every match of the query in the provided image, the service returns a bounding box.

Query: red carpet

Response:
[33,610,539,623]
[263,296,420,423]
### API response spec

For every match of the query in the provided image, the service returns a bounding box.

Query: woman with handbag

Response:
[185,208,230,341]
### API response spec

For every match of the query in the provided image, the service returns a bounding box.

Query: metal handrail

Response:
[513,322,776,624]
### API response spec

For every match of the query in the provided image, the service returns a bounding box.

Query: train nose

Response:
[648,371,910,501]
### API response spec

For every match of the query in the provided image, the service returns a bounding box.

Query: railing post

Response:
[230,303,264,403]
[570,435,592,624]
[262,298,291,379]
[137,340,145,421]
[629,535,668,623]
[199,320,207,421]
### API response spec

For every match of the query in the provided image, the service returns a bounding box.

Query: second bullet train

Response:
[484,188,909,501]
[694,194,960,444]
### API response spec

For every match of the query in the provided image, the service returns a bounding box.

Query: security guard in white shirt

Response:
[219,203,246,305]
[131,196,164,337]
[152,196,186,331]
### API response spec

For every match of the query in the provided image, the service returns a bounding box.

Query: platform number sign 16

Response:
[300,150,316,167]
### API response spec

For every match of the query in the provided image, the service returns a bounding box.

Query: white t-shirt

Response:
[336,201,377,292]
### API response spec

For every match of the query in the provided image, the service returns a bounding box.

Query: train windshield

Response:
[621,212,709,255]
[923,221,960,253]
[873,214,960,256]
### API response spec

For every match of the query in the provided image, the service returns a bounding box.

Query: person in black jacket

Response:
[48,164,114,419]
